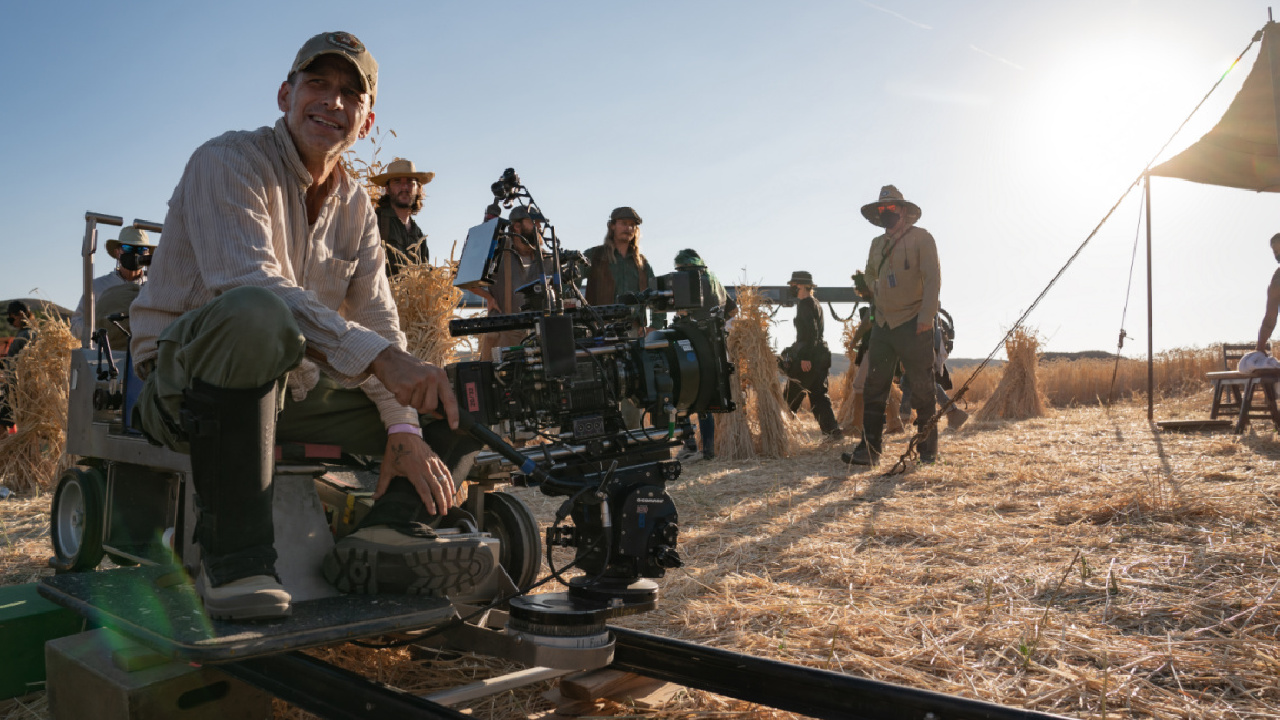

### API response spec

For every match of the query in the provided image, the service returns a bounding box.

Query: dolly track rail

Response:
[610,627,1074,720]
[220,628,1076,719]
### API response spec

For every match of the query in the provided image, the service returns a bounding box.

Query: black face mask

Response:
[5,316,14,328]
[119,251,151,272]
[879,210,901,229]
[786,285,799,299]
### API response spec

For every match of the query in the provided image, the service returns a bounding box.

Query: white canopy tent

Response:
[1141,21,1280,417]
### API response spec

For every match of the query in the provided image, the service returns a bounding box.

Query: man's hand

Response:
[917,320,933,334]
[472,287,501,314]
[378,432,454,514]
[800,360,812,372]
[370,346,459,429]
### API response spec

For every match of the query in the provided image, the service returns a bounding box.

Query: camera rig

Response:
[450,169,737,627]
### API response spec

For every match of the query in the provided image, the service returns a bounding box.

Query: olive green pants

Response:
[137,286,459,457]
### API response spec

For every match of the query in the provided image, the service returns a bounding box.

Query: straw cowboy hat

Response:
[370,158,435,187]
[860,185,922,228]
[105,226,156,258]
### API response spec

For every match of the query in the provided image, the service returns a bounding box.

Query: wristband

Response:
[387,423,422,437]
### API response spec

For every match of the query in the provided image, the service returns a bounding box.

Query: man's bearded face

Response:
[388,177,418,209]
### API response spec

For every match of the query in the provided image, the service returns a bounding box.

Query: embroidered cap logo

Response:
[327,32,365,53]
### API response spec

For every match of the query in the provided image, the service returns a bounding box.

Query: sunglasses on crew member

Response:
[877,204,899,214]
[119,244,151,255]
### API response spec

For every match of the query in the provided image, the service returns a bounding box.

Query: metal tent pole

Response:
[1146,173,1154,420]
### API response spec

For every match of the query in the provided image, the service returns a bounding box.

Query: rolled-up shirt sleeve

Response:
[182,145,390,379]
[341,211,420,427]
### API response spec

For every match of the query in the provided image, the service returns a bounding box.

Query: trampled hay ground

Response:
[4,388,1280,718]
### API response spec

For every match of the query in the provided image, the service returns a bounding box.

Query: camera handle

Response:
[453,406,552,486]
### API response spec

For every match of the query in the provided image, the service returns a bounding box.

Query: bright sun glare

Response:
[1017,38,1246,196]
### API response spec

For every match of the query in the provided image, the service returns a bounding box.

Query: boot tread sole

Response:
[323,536,494,596]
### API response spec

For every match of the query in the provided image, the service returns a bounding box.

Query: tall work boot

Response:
[324,477,496,597]
[917,421,939,464]
[182,379,291,621]
[842,414,883,467]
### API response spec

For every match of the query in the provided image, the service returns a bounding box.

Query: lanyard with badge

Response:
[877,230,906,289]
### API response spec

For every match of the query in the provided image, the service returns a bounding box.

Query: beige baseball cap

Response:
[290,31,379,106]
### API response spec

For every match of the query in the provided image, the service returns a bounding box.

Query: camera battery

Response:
[539,314,576,379]
[453,362,500,426]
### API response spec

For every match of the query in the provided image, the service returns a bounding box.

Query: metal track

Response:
[222,651,469,720]
[222,628,1075,720]
[609,627,1074,720]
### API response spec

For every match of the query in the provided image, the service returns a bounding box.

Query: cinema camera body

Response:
[450,171,737,622]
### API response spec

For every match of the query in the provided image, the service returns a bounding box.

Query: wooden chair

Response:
[1209,343,1255,414]
[1207,343,1280,432]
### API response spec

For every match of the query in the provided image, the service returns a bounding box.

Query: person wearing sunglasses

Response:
[842,185,942,466]
[69,226,155,343]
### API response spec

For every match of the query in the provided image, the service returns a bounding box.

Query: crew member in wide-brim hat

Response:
[370,158,435,187]
[373,158,434,273]
[842,183,943,468]
[104,226,156,259]
[860,184,921,228]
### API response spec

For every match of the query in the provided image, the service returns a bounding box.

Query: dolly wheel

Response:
[51,468,106,572]
[483,491,542,591]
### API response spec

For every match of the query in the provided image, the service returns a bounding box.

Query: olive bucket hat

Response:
[788,270,815,287]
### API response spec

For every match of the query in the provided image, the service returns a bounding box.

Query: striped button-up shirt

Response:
[130,118,416,427]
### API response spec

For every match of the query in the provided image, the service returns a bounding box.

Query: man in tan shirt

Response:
[131,32,493,620]
[843,185,942,466]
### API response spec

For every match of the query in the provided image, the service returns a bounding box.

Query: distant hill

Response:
[1040,350,1117,362]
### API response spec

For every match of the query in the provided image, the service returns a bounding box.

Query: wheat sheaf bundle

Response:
[388,243,469,367]
[733,285,795,458]
[714,320,755,460]
[0,315,79,493]
[974,327,1047,422]
[835,317,863,431]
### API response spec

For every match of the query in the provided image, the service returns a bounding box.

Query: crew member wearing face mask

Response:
[780,271,843,441]
[70,226,155,345]
[1253,233,1280,355]
[842,185,942,467]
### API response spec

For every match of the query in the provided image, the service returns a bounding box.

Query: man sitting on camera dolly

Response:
[130,31,495,621]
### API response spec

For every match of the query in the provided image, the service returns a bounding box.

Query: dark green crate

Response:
[0,582,85,699]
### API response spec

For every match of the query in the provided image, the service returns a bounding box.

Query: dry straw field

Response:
[3,343,1280,718]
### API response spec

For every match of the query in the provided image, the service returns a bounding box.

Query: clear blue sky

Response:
[2,0,1275,359]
